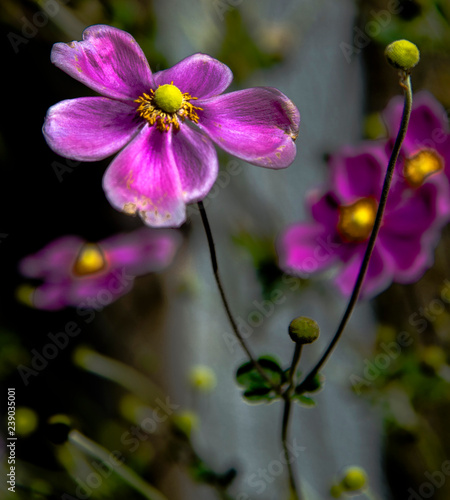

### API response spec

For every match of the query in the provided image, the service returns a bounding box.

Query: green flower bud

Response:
[341,466,368,492]
[172,410,199,436]
[15,407,38,436]
[330,483,343,498]
[385,40,420,72]
[188,365,217,392]
[288,316,320,344]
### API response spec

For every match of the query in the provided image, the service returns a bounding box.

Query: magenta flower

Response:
[18,228,181,310]
[43,25,299,227]
[277,137,450,298]
[383,90,450,187]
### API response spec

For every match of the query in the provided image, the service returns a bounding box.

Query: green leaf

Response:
[296,373,324,394]
[236,356,285,403]
[293,394,316,408]
[236,356,285,389]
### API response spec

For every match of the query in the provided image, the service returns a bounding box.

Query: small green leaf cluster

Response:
[236,356,287,403]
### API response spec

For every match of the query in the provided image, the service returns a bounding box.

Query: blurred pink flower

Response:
[19,228,181,310]
[277,130,450,298]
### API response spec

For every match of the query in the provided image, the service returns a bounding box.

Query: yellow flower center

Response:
[337,197,378,243]
[135,82,202,132]
[403,149,444,188]
[153,84,183,113]
[72,243,108,276]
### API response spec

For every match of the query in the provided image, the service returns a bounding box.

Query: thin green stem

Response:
[281,344,304,500]
[69,430,168,500]
[287,344,303,391]
[281,398,299,499]
[297,74,414,393]
[198,201,282,395]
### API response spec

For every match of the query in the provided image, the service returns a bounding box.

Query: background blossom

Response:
[18,228,181,310]
[278,137,450,298]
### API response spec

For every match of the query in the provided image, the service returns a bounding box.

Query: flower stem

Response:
[198,201,282,395]
[68,429,168,500]
[281,344,304,500]
[296,74,413,393]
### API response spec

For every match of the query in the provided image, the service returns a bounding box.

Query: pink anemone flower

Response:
[277,138,450,299]
[43,25,300,227]
[383,90,450,191]
[18,228,181,310]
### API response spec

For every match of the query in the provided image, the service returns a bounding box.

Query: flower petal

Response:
[154,53,233,99]
[51,25,154,101]
[19,236,84,281]
[43,97,139,161]
[334,246,393,299]
[380,182,443,282]
[277,223,339,278]
[103,227,182,273]
[307,191,340,229]
[196,87,299,168]
[103,126,186,227]
[69,273,133,307]
[383,91,450,156]
[33,284,70,311]
[330,145,386,202]
[170,126,218,203]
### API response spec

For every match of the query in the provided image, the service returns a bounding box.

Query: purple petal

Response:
[153,53,233,99]
[277,223,339,278]
[383,182,438,236]
[307,191,340,229]
[379,233,429,284]
[43,97,139,161]
[32,284,70,311]
[170,126,218,203]
[383,91,450,156]
[68,273,133,307]
[330,145,386,202]
[334,246,393,299]
[196,87,299,168]
[51,25,154,101]
[103,126,186,227]
[380,182,444,282]
[19,236,84,281]
[102,227,182,273]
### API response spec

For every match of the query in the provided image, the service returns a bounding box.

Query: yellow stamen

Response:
[337,197,378,243]
[403,149,444,188]
[135,82,202,132]
[72,243,108,276]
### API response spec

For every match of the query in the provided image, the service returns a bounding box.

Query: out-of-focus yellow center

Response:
[153,84,183,113]
[403,149,444,187]
[135,82,202,132]
[337,197,378,243]
[72,243,107,276]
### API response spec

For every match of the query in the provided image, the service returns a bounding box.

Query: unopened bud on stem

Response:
[288,316,320,344]
[385,39,420,72]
